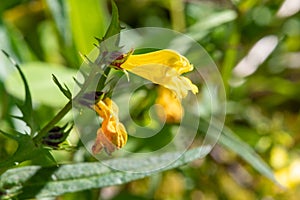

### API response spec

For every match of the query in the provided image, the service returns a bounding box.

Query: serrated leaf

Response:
[5,62,76,107]
[52,74,72,100]
[96,0,122,55]
[73,76,84,88]
[103,0,122,40]
[94,0,122,91]
[1,50,38,135]
[0,146,211,199]
[0,130,55,170]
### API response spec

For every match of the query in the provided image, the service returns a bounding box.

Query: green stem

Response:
[33,101,72,143]
[33,62,111,144]
[169,0,186,32]
[74,63,103,99]
[97,67,111,91]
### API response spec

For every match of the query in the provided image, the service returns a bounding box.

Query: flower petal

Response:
[121,49,193,74]
[128,64,198,98]
[156,87,183,123]
[91,97,128,155]
[119,49,198,98]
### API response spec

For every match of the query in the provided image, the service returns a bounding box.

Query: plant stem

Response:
[169,0,186,32]
[33,61,111,144]
[97,67,111,91]
[33,101,72,143]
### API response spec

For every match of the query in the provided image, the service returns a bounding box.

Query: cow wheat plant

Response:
[1,0,298,199]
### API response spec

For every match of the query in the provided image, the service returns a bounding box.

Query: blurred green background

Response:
[1,0,300,199]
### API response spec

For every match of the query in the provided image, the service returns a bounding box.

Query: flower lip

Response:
[90,97,128,155]
[115,49,198,99]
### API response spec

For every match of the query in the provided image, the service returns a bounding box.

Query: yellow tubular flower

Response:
[91,98,127,155]
[120,49,198,99]
[156,86,183,123]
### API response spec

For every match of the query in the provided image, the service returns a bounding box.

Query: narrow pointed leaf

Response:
[1,50,37,134]
[0,130,55,169]
[198,119,279,185]
[0,146,211,199]
[103,0,121,40]
[5,62,76,106]
[73,77,84,88]
[52,74,72,100]
[219,126,280,185]
[0,129,18,141]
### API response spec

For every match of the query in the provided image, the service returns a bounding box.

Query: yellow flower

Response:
[119,49,198,99]
[88,50,198,154]
[91,97,127,155]
[156,86,183,123]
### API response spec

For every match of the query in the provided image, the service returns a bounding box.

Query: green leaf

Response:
[196,119,279,185]
[187,10,237,41]
[1,50,38,134]
[0,146,211,199]
[66,0,109,54]
[218,126,280,185]
[95,0,121,91]
[2,23,37,62]
[94,0,121,53]
[0,119,280,199]
[52,74,72,100]
[103,0,122,40]
[5,62,76,107]
[45,0,71,45]
[0,130,55,171]
[44,0,80,67]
